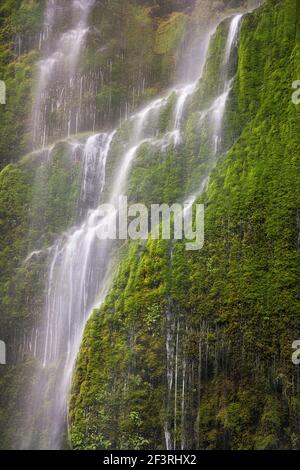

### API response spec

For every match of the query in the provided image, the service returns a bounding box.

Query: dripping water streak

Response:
[21,10,245,450]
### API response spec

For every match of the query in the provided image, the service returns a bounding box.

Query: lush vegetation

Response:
[0,142,82,447]
[0,0,207,449]
[0,0,299,451]
[70,0,300,450]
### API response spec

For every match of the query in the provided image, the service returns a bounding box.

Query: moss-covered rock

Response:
[70,0,300,450]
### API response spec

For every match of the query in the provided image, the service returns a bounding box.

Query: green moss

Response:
[29,142,82,246]
[0,139,84,448]
[192,18,231,108]
[79,2,189,129]
[155,12,188,55]
[70,0,300,450]
[0,0,44,169]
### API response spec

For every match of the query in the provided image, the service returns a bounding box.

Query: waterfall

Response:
[19,4,245,449]
[172,82,197,145]
[32,0,95,148]
[224,14,243,66]
[21,76,171,451]
[164,14,244,450]
[78,132,115,219]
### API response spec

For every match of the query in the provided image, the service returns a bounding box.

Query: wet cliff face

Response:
[0,0,248,168]
[0,0,226,449]
[0,0,187,168]
[69,0,300,451]
[1,0,299,452]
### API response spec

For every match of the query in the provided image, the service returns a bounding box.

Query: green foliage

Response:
[0,0,43,168]
[0,0,299,452]
[29,142,81,246]
[11,0,44,36]
[80,1,189,128]
[70,0,300,450]
[0,142,83,448]
[155,12,188,81]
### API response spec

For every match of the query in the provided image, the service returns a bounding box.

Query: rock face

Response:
[0,0,299,451]
[69,0,300,450]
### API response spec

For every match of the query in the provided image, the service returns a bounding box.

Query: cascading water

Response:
[33,0,95,148]
[172,82,197,145]
[78,132,115,219]
[163,14,244,450]
[19,3,245,449]
[224,14,243,65]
